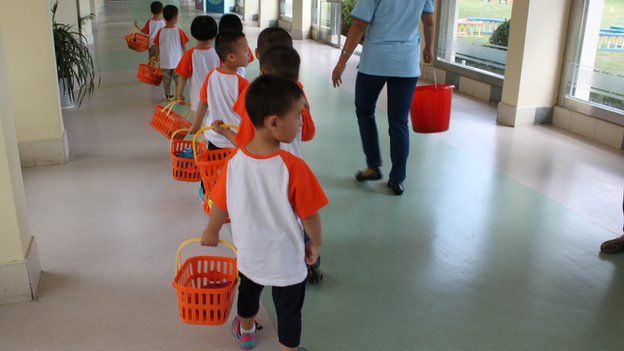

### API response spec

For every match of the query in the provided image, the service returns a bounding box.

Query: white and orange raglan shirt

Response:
[212,148,329,286]
[199,68,249,148]
[175,47,221,111]
[140,18,166,47]
[153,26,189,69]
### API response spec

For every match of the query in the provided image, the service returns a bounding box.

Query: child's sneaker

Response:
[231,317,256,350]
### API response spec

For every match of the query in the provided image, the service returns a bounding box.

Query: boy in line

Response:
[134,1,165,59]
[201,75,327,351]
[153,5,189,100]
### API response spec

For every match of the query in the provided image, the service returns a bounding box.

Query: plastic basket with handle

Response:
[137,57,163,86]
[173,238,238,326]
[410,68,455,133]
[193,126,237,215]
[169,129,206,182]
[151,101,192,139]
[125,30,150,52]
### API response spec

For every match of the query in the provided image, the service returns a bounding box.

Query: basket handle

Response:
[169,128,190,152]
[162,99,190,118]
[192,124,238,162]
[175,238,236,273]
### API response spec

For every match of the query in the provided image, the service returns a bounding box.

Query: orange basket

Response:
[137,57,163,86]
[193,126,237,215]
[125,30,150,52]
[173,238,238,326]
[151,101,192,139]
[169,129,206,182]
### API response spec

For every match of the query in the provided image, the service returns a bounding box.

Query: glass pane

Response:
[567,0,624,112]
[437,0,513,77]
[318,0,341,47]
[312,0,319,25]
[280,0,293,18]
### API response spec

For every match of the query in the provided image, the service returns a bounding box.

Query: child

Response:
[134,1,165,59]
[188,31,249,149]
[153,5,189,100]
[218,14,254,75]
[175,15,220,120]
[254,26,293,60]
[214,44,321,283]
[201,75,328,351]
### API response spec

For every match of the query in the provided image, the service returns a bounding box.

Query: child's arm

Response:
[190,102,207,134]
[212,120,238,146]
[201,205,228,247]
[302,213,322,265]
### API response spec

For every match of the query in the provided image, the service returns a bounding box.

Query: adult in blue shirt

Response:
[332,0,435,195]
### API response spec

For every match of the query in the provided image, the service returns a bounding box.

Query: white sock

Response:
[241,323,255,334]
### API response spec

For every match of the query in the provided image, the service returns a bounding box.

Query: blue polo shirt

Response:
[351,0,435,78]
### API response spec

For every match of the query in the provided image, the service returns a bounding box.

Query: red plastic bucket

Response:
[410,84,455,133]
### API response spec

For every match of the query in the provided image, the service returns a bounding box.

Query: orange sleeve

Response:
[179,29,189,45]
[233,88,254,147]
[153,28,162,46]
[301,107,316,142]
[200,70,214,104]
[281,152,329,219]
[175,49,193,78]
[246,47,255,63]
[210,157,230,213]
[141,20,150,34]
[237,76,250,96]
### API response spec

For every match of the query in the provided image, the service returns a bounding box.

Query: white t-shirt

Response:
[212,148,329,287]
[154,26,189,69]
[175,47,221,111]
[199,68,249,148]
[141,19,166,46]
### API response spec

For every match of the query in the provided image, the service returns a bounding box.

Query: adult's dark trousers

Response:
[355,72,418,183]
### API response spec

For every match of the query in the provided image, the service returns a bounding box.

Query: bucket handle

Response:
[192,124,238,162]
[175,238,237,273]
[147,56,161,70]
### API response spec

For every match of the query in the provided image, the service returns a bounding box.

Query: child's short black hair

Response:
[260,45,300,82]
[163,5,178,21]
[150,1,164,14]
[219,14,243,33]
[215,31,246,62]
[246,75,304,128]
[191,16,218,41]
[257,27,293,58]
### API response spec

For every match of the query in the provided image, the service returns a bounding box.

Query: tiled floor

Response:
[1,1,623,350]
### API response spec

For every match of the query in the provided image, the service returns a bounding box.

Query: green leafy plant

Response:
[52,0,99,106]
[341,0,357,36]
[489,19,510,47]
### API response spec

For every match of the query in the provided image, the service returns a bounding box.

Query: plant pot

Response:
[59,78,74,109]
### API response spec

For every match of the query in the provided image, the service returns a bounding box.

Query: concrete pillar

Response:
[0,33,42,305]
[54,0,80,29]
[573,0,603,101]
[497,0,571,127]
[244,0,260,22]
[78,0,95,44]
[0,0,68,167]
[258,0,279,27]
[292,0,311,39]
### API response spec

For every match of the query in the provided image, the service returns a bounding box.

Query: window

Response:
[280,0,293,20]
[436,0,513,79]
[562,0,624,116]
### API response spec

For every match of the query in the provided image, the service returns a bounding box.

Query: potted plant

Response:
[51,0,98,108]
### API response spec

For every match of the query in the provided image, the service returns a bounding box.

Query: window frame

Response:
[557,0,624,126]
[280,0,293,22]
[432,0,506,87]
